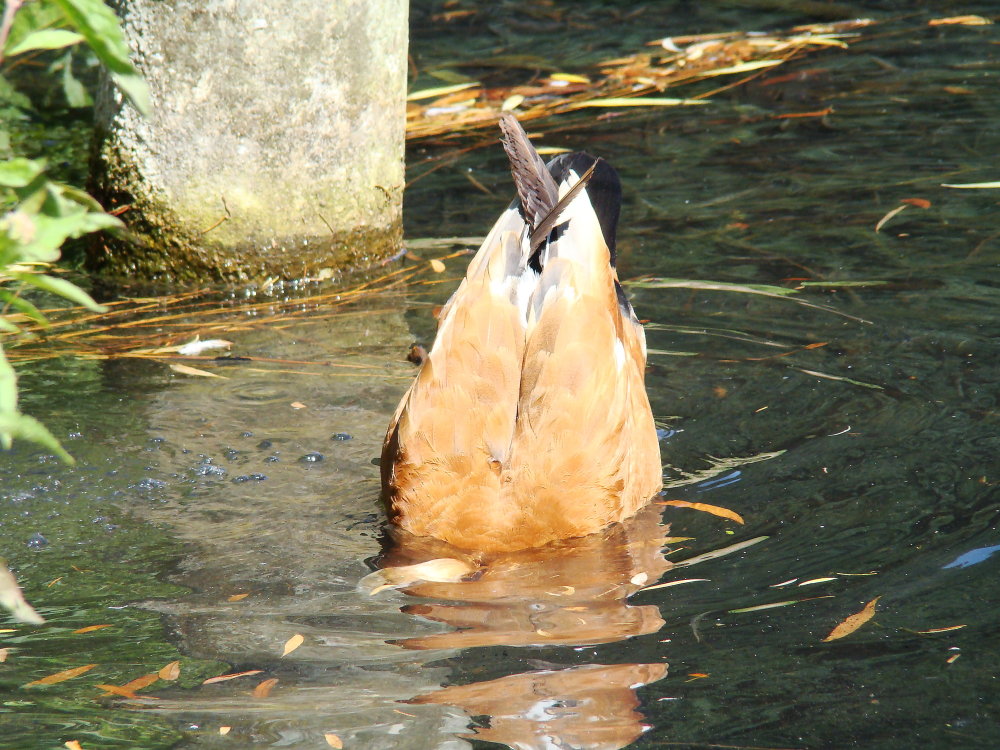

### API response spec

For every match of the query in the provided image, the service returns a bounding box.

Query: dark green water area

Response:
[2,2,999,748]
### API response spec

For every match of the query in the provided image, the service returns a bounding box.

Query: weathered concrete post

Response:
[90,0,407,284]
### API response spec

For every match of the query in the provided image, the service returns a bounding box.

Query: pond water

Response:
[3,4,999,749]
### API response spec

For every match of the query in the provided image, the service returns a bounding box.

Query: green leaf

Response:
[5,28,85,57]
[0,561,46,625]
[0,287,49,327]
[0,344,17,416]
[0,158,46,188]
[51,0,151,115]
[0,411,75,464]
[54,182,112,214]
[4,1,68,58]
[59,51,93,108]
[8,272,107,312]
[0,316,21,334]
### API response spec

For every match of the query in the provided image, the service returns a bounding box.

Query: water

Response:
[2,4,999,748]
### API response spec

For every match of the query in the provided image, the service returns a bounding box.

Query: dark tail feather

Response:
[499,113,559,231]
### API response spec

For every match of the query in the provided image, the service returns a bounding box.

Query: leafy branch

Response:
[1,0,148,462]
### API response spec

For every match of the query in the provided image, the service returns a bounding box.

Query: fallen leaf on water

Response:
[169,363,227,379]
[685,673,709,682]
[432,8,477,22]
[915,624,967,635]
[65,742,83,750]
[656,499,745,524]
[536,146,571,156]
[325,733,344,749]
[900,197,931,209]
[227,593,250,602]
[941,181,1000,189]
[823,596,881,642]
[219,726,231,735]
[252,677,279,698]
[121,673,160,693]
[159,661,181,680]
[571,96,708,108]
[47,577,62,587]
[798,577,838,586]
[176,338,233,356]
[835,571,879,576]
[0,648,8,662]
[928,15,992,26]
[73,624,113,634]
[704,59,785,75]
[202,669,263,685]
[290,401,306,409]
[730,598,820,614]
[772,107,834,120]
[25,664,97,687]
[282,634,305,656]
[360,557,477,594]
[638,578,710,593]
[874,204,907,232]
[551,72,591,84]
[946,653,961,664]
[501,94,524,111]
[673,536,768,568]
[429,259,446,273]
[406,82,479,102]
[95,684,141,699]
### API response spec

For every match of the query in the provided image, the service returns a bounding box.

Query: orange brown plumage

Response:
[381,113,661,552]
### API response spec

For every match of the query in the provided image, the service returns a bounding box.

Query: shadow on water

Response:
[3,3,1000,749]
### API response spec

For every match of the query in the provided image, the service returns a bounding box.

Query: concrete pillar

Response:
[90,0,407,283]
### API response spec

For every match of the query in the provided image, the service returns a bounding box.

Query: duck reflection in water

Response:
[362,503,676,750]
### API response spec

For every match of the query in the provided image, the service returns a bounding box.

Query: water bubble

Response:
[299,452,324,463]
[27,532,49,549]
[232,473,268,483]
[133,477,167,490]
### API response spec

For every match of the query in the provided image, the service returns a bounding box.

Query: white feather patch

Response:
[614,339,627,370]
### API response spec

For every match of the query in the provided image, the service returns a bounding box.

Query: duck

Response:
[381,113,661,553]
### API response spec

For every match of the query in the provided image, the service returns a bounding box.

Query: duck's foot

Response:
[358,557,478,595]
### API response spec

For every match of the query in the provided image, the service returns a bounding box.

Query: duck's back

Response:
[381,118,662,552]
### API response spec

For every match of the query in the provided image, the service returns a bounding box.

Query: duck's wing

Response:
[381,202,529,536]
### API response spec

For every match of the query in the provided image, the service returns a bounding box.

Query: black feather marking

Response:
[498,113,559,231]
[528,159,597,252]
[546,153,622,264]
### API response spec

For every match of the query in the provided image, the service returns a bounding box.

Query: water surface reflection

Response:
[366,504,675,746]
